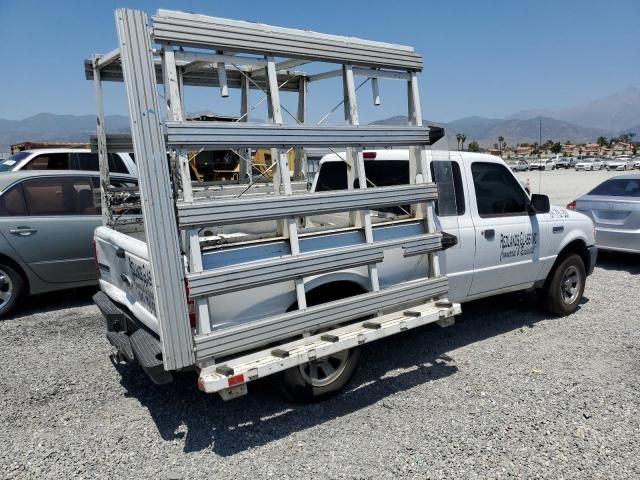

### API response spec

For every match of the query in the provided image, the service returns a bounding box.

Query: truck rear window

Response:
[315,159,464,217]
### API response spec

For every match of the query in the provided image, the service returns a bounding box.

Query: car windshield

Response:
[0,152,30,172]
[588,178,640,197]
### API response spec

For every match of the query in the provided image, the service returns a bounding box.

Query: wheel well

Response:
[287,281,368,311]
[0,254,29,295]
[555,239,589,274]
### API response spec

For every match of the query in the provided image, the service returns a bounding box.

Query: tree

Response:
[550,142,562,154]
[597,136,608,147]
[460,134,466,151]
[498,136,504,156]
[455,133,462,151]
[468,141,480,152]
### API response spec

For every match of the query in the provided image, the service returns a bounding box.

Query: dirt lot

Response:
[1,169,639,479]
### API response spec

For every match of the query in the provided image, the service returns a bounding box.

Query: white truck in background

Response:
[0,149,137,176]
[89,8,596,403]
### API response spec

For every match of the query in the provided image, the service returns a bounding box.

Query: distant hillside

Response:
[445,116,502,140]
[371,115,613,148]
[508,87,640,132]
[0,113,130,151]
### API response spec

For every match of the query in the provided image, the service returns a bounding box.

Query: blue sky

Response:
[1,0,638,123]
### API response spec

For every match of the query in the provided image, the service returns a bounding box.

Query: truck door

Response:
[429,155,475,302]
[466,160,547,296]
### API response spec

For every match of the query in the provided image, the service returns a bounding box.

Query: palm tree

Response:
[498,136,504,156]
[455,133,462,151]
[460,134,466,151]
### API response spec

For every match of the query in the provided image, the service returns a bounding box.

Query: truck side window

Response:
[471,162,527,217]
[24,153,71,170]
[429,161,465,216]
[75,153,100,171]
[108,154,129,173]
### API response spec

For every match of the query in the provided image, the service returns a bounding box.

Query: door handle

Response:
[482,228,495,240]
[9,227,37,236]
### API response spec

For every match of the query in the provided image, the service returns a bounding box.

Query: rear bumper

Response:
[586,245,598,275]
[93,291,173,385]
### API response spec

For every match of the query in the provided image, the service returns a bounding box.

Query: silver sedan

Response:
[568,174,640,253]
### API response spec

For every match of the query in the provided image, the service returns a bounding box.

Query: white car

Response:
[606,156,632,171]
[0,148,137,176]
[529,159,556,171]
[634,158,640,170]
[575,158,603,171]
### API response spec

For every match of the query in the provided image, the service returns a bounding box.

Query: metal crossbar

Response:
[152,10,422,70]
[186,233,443,297]
[176,183,438,228]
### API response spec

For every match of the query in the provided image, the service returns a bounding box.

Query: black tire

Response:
[542,254,586,316]
[281,348,361,403]
[0,264,24,318]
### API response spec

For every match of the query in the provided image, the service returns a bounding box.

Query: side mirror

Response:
[530,193,550,214]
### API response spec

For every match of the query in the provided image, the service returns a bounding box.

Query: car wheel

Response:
[542,254,586,316]
[0,264,24,318]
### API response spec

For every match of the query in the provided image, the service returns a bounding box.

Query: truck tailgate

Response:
[94,226,160,334]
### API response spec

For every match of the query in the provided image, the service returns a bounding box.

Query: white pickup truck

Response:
[90,8,597,403]
[94,149,597,399]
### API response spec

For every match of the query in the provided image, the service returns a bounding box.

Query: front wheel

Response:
[542,254,586,316]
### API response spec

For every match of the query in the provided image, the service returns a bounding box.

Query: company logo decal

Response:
[500,231,538,261]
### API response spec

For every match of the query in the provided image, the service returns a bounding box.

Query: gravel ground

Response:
[1,170,639,479]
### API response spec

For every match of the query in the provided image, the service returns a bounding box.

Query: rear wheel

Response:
[0,264,24,318]
[280,283,365,402]
[281,348,361,402]
[542,254,586,316]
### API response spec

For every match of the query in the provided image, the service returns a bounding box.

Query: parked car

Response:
[575,158,604,171]
[529,158,556,171]
[634,157,640,170]
[0,149,137,176]
[555,157,571,169]
[568,174,640,253]
[569,157,581,168]
[0,170,137,316]
[606,156,632,171]
[506,159,529,172]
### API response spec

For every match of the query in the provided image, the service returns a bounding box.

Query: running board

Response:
[198,299,461,398]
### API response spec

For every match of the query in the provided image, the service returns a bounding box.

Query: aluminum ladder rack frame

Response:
[90,8,455,376]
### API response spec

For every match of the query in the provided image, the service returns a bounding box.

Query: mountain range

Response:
[372,88,640,148]
[0,113,130,152]
[1,88,638,151]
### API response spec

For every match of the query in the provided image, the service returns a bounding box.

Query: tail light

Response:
[184,280,196,328]
[567,200,576,210]
[92,240,100,276]
[363,151,377,159]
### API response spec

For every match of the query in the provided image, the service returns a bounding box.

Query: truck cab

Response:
[312,150,597,310]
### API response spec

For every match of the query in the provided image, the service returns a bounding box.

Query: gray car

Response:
[569,174,640,253]
[0,171,137,316]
